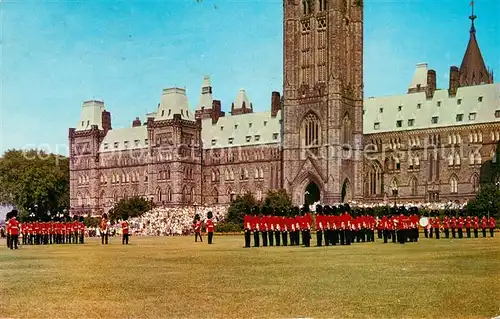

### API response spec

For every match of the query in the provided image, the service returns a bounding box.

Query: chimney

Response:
[449,66,460,97]
[132,117,141,127]
[101,111,111,133]
[426,70,436,99]
[212,100,222,124]
[271,91,281,117]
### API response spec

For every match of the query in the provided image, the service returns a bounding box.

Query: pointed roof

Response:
[459,7,493,87]
[197,75,213,110]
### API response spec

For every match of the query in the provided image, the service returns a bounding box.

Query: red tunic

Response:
[121,221,129,235]
[489,217,496,229]
[243,215,251,230]
[9,218,19,235]
[206,219,214,232]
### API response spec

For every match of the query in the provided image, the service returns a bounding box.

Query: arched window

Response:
[225,169,229,181]
[244,168,249,179]
[341,113,352,145]
[475,152,482,165]
[259,168,264,179]
[301,113,320,151]
[77,192,83,206]
[254,168,259,179]
[190,187,194,203]
[473,132,478,143]
[454,152,461,166]
[469,152,475,165]
[492,150,497,164]
[182,186,188,203]
[166,187,172,202]
[256,189,263,201]
[448,153,454,166]
[318,0,327,11]
[213,188,219,204]
[211,170,216,182]
[410,177,418,196]
[390,179,398,196]
[414,155,420,169]
[230,169,234,181]
[166,167,170,180]
[368,161,383,196]
[394,157,401,171]
[450,175,458,193]
[471,174,479,193]
[156,187,162,203]
[126,173,130,183]
[302,0,310,15]
[78,176,82,185]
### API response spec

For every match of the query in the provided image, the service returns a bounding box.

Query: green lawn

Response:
[1,235,499,318]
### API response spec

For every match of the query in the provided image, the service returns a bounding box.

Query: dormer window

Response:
[417,103,422,109]
[124,141,129,149]
[408,119,415,127]
[396,120,402,128]
[437,101,442,107]
[264,121,268,126]
[379,107,383,113]
[478,96,483,102]
[495,110,500,118]
[431,116,439,124]
[398,105,402,112]
[234,124,238,129]
[228,138,234,145]
[457,99,462,105]
[104,143,109,150]
[81,121,84,126]
[145,139,148,146]
[374,122,380,130]
[416,84,421,90]
[220,126,224,131]
[456,114,464,122]
[134,140,140,147]
[181,110,184,116]
[255,135,260,141]
[161,110,165,116]
[211,139,216,146]
[168,109,171,116]
[273,133,279,140]
[246,136,251,142]
[249,123,252,128]
[114,142,119,149]
[469,112,476,121]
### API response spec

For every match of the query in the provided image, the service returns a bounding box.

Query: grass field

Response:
[1,235,499,318]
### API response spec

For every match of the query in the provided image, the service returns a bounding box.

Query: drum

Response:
[419,217,429,227]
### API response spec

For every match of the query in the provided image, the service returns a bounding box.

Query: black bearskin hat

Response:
[79,215,84,222]
[316,204,323,214]
[207,211,213,219]
[102,213,108,220]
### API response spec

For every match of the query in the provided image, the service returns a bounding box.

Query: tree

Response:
[466,183,500,218]
[0,149,69,217]
[262,189,293,216]
[226,192,259,225]
[108,196,154,221]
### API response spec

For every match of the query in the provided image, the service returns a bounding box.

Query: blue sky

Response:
[1,0,499,155]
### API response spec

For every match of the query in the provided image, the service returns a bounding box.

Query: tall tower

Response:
[282,0,364,205]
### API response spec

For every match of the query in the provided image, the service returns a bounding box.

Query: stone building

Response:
[69,1,498,214]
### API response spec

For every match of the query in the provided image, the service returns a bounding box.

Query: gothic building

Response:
[69,0,499,215]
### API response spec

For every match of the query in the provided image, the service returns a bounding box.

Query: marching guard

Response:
[100,213,109,245]
[122,218,129,245]
[206,211,215,244]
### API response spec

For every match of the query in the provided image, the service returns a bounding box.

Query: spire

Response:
[458,2,493,87]
[469,0,477,33]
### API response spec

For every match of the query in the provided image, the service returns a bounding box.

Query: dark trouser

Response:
[301,231,305,246]
[122,233,129,244]
[74,232,79,244]
[36,234,41,245]
[268,231,274,246]
[10,235,19,249]
[398,230,405,244]
[391,230,397,243]
[262,231,268,247]
[458,229,463,239]
[452,228,456,238]
[383,230,388,243]
[434,228,440,239]
[101,232,108,244]
[340,230,345,245]
[290,231,294,245]
[317,230,323,246]
[80,233,84,244]
[424,228,428,238]
[304,230,310,247]
[295,231,300,246]
[445,229,450,238]
[490,228,495,237]
[282,231,288,246]
[6,234,10,248]
[482,228,487,238]
[429,228,433,238]
[333,230,339,245]
[275,231,280,246]
[244,230,251,248]
[377,229,382,239]
[195,232,202,242]
[253,231,260,247]
[466,228,471,238]
[208,232,213,244]
[474,229,478,238]
[22,233,27,245]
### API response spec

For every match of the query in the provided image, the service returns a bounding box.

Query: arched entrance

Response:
[341,179,351,203]
[304,182,320,206]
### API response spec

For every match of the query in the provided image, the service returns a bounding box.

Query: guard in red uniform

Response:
[294,209,301,246]
[443,214,450,239]
[381,215,389,243]
[268,214,274,247]
[489,217,496,237]
[481,216,487,238]
[433,214,440,240]
[451,214,457,238]
[273,215,281,246]
[79,216,85,244]
[473,216,479,238]
[261,213,268,247]
[458,215,464,239]
[280,215,288,246]
[465,215,472,238]
[8,215,20,250]
[206,211,215,244]
[100,213,109,245]
[121,218,129,245]
[193,214,202,242]
[316,205,324,247]
[288,215,295,245]
[243,214,251,248]
[252,211,260,247]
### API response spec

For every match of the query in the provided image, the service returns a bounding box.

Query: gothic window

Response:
[190,187,194,203]
[414,155,420,169]
[455,152,461,166]
[302,0,310,15]
[182,186,188,203]
[166,187,172,202]
[390,179,398,196]
[492,150,497,164]
[341,113,352,146]
[256,189,263,201]
[259,168,264,179]
[302,113,320,152]
[225,169,230,181]
[244,168,249,179]
[471,174,479,193]
[156,187,162,203]
[318,0,327,11]
[213,188,219,204]
[469,152,475,166]
[450,175,458,194]
[410,177,418,196]
[211,170,216,182]
[475,152,482,165]
[77,192,83,206]
[230,169,234,181]
[394,157,401,171]
[368,162,383,196]
[254,168,259,179]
